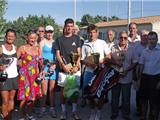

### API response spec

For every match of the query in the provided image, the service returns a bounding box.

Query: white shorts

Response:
[57,71,81,87]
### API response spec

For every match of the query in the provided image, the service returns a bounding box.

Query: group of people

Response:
[0,18,159,120]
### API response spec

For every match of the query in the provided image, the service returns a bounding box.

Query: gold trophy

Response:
[70,52,80,67]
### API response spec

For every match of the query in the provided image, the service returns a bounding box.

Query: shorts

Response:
[44,65,58,80]
[0,76,18,91]
[57,71,81,87]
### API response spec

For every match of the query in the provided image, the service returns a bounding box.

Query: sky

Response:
[4,0,160,25]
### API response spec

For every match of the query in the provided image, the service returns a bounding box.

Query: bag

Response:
[84,67,119,98]
[63,74,79,100]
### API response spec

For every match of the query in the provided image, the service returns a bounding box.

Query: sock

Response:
[61,104,66,112]
[72,103,77,112]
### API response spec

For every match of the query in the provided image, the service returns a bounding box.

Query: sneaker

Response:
[26,114,36,120]
[95,111,101,120]
[37,107,46,118]
[72,112,80,120]
[89,110,96,120]
[60,111,67,120]
[49,107,57,118]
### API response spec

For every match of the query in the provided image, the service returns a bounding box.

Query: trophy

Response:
[35,72,43,84]
[0,56,14,82]
[70,52,80,67]
[43,59,56,76]
[116,51,125,76]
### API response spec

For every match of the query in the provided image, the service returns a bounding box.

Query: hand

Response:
[63,64,72,73]
[0,65,6,71]
[71,66,78,73]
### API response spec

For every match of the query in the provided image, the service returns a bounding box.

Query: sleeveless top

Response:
[2,45,18,78]
[42,39,55,61]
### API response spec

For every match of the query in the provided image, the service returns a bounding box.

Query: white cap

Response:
[45,25,54,32]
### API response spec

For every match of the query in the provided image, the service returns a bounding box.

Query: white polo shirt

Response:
[81,39,111,72]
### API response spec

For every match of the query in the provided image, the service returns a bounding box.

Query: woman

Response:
[17,30,42,120]
[0,29,18,120]
[39,25,57,118]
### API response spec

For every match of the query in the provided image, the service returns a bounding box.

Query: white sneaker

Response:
[89,110,96,120]
[95,110,101,120]
[60,111,67,120]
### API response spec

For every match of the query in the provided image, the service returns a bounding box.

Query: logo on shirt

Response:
[72,42,76,46]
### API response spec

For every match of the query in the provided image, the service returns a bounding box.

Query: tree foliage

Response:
[0,0,7,34]
[5,15,61,46]
[80,14,120,27]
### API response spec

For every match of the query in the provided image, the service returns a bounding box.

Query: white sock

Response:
[72,103,77,112]
[61,104,66,112]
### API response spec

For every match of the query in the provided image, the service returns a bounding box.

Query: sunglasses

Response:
[39,30,44,32]
[120,37,128,40]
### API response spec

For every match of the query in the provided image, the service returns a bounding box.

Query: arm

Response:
[56,49,72,73]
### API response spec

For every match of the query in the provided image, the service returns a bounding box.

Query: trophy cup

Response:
[0,56,14,82]
[117,51,125,76]
[70,52,80,67]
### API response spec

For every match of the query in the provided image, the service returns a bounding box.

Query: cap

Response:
[45,25,54,32]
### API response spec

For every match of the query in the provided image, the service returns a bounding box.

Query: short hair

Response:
[87,24,98,33]
[129,22,137,28]
[27,29,37,37]
[64,18,74,26]
[5,29,16,37]
[148,31,158,40]
[118,31,128,38]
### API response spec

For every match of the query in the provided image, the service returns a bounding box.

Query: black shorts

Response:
[0,76,18,91]
[139,74,160,102]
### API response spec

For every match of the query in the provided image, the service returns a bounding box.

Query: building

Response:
[80,16,160,42]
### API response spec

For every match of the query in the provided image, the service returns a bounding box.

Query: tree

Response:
[0,0,7,34]
[81,14,95,26]
[79,14,120,27]
[5,15,62,46]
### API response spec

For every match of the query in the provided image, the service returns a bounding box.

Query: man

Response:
[133,29,149,116]
[110,31,137,120]
[81,24,111,120]
[138,31,160,120]
[128,22,140,46]
[106,29,117,50]
[55,18,81,120]
[73,24,84,47]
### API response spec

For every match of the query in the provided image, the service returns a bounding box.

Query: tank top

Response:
[2,45,18,78]
[42,40,55,61]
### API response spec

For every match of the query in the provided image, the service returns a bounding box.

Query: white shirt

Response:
[139,45,160,75]
[2,45,18,78]
[128,34,140,47]
[81,39,111,72]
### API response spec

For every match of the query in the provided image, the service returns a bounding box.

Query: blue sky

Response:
[4,0,160,25]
